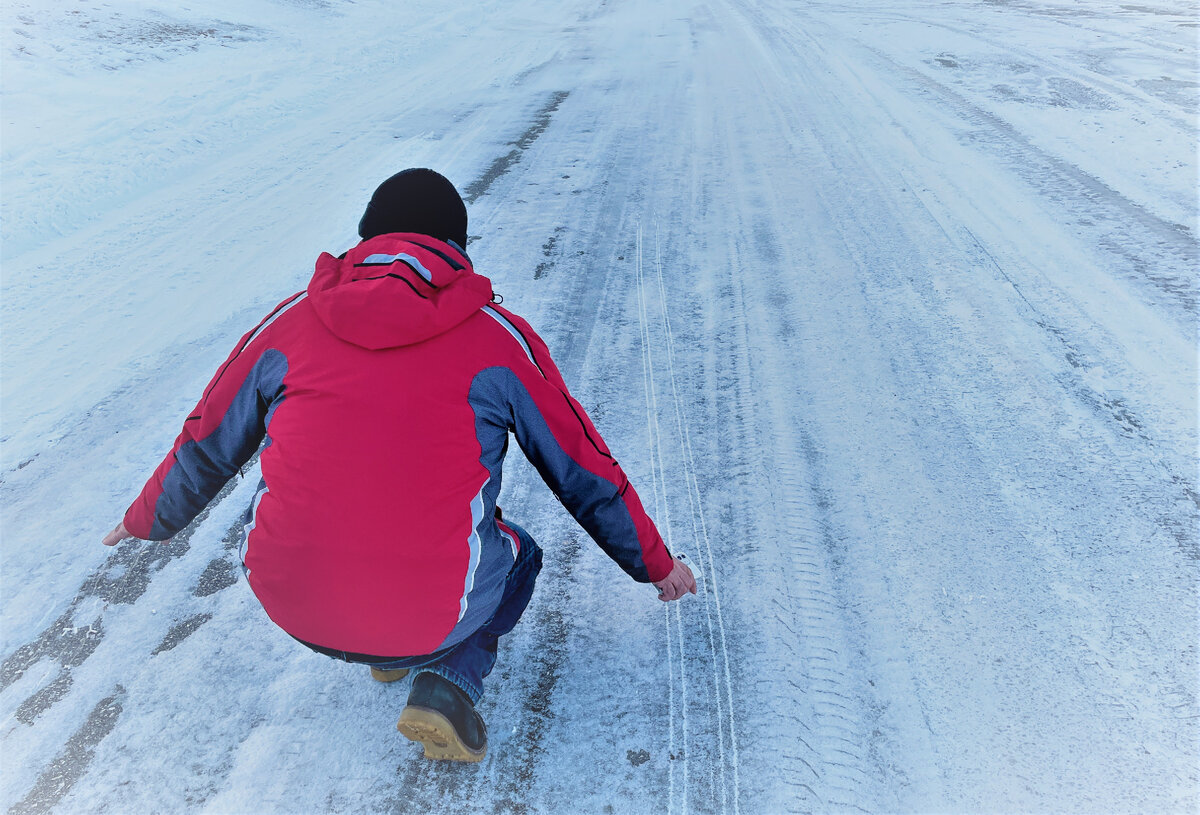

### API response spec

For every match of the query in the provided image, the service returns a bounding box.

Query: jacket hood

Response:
[307,234,493,350]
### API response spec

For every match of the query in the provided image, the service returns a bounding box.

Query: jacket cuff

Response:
[122,504,155,541]
[643,543,675,583]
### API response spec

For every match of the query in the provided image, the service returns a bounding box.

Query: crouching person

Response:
[102,169,697,762]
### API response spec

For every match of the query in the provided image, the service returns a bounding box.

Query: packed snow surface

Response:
[2,0,1197,812]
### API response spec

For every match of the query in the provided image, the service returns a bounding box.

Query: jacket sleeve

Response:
[123,297,297,540]
[477,306,675,583]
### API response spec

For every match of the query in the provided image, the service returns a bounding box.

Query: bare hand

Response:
[653,556,697,602]
[102,522,132,547]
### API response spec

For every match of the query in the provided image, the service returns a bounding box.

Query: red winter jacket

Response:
[124,234,673,657]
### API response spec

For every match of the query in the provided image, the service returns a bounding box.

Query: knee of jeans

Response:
[517,535,543,575]
[505,522,541,559]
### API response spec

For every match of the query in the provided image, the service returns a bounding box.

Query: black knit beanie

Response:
[357,168,468,247]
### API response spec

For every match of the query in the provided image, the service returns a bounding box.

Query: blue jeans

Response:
[307,522,543,705]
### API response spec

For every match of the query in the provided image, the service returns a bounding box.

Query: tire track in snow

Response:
[391,85,653,810]
[680,3,885,810]
[722,244,878,812]
[462,91,571,206]
[1,479,258,812]
[708,1,1195,808]
[8,686,125,815]
[702,236,846,813]
[1,454,253,732]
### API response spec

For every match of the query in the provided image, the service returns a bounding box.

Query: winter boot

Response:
[370,667,410,683]
[397,672,487,762]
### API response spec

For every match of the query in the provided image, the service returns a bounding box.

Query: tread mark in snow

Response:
[14,669,75,726]
[193,557,239,597]
[1,453,252,726]
[462,91,571,205]
[151,613,215,655]
[9,686,125,815]
[695,49,882,800]
[489,532,581,814]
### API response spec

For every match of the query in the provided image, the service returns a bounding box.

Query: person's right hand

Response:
[102,521,131,547]
[653,556,697,601]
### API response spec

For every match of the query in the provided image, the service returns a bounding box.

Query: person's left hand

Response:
[102,522,132,547]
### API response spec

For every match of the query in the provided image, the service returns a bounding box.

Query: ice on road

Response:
[1,0,1196,813]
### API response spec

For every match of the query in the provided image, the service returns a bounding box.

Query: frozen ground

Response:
[1,0,1197,812]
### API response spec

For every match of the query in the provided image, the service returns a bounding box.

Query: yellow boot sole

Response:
[397,706,486,762]
[370,667,410,683]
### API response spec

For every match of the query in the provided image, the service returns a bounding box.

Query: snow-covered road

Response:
[2,0,1196,812]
